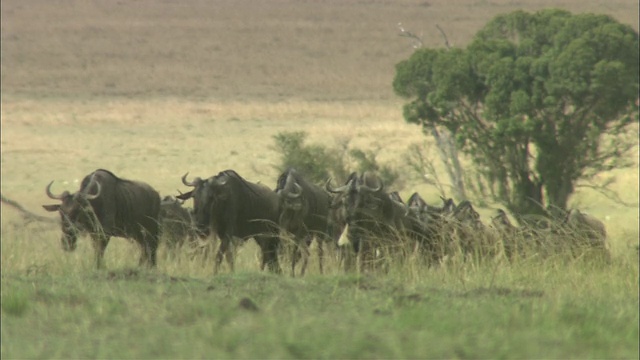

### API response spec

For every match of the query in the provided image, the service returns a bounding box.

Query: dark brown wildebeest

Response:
[564,209,607,245]
[561,209,609,260]
[177,170,282,274]
[447,200,496,259]
[275,168,332,277]
[42,169,161,268]
[491,208,523,260]
[407,193,455,224]
[405,192,456,265]
[326,172,413,272]
[159,195,198,251]
[326,172,359,245]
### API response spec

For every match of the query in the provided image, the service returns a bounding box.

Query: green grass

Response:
[2,1,637,357]
[2,226,638,359]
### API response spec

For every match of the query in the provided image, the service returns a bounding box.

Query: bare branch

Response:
[1,193,59,223]
[397,22,423,49]
[575,182,639,207]
[435,24,452,49]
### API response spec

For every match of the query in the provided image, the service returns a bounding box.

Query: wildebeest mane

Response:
[219,169,265,199]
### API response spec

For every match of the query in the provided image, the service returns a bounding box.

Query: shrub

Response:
[272,131,399,188]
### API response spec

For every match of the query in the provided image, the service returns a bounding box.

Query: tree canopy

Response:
[393,9,639,217]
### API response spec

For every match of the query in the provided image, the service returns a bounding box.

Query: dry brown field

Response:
[2,0,638,256]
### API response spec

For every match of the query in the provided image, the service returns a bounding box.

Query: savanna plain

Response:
[1,0,639,358]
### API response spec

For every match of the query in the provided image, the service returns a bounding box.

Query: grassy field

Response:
[2,0,639,358]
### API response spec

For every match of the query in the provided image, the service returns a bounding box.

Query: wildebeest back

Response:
[83,169,160,240]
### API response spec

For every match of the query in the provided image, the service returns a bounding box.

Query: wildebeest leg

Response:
[357,237,374,274]
[224,240,235,272]
[290,241,300,277]
[317,238,324,274]
[91,234,110,269]
[258,237,282,274]
[140,235,159,268]
[298,234,311,276]
[214,237,231,275]
[136,228,159,268]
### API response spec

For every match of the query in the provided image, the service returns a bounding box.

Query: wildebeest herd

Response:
[42,168,609,275]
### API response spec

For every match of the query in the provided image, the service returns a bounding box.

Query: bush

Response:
[272,131,399,187]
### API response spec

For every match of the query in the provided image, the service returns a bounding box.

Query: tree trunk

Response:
[506,173,546,224]
[424,125,468,201]
[544,176,573,217]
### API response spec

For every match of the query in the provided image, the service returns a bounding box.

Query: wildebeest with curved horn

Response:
[275,168,332,277]
[405,192,456,265]
[42,169,161,268]
[177,169,282,274]
[326,171,413,272]
[447,200,494,258]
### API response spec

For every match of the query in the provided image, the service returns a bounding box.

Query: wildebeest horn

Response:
[286,182,303,199]
[325,178,350,193]
[358,182,383,193]
[491,208,506,220]
[181,172,201,187]
[45,181,68,200]
[83,181,101,200]
[174,191,186,204]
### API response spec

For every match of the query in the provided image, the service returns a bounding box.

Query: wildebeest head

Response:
[326,171,386,225]
[159,195,194,247]
[275,170,305,231]
[563,209,607,244]
[388,191,405,205]
[325,173,358,242]
[451,200,483,229]
[177,172,234,238]
[176,173,224,238]
[491,208,516,232]
[407,192,455,224]
[42,177,101,251]
[161,195,184,206]
[326,172,384,255]
[276,171,304,209]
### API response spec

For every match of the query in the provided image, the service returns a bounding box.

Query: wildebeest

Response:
[388,191,405,205]
[159,195,198,252]
[491,208,523,260]
[563,209,609,259]
[407,193,455,223]
[405,192,455,264]
[42,169,161,268]
[564,209,607,243]
[177,170,282,274]
[448,200,492,258]
[326,172,359,244]
[275,168,332,277]
[326,172,413,271]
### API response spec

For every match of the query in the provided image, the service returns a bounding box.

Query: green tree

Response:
[393,9,639,217]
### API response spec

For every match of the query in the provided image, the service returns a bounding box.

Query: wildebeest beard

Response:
[54,194,102,252]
